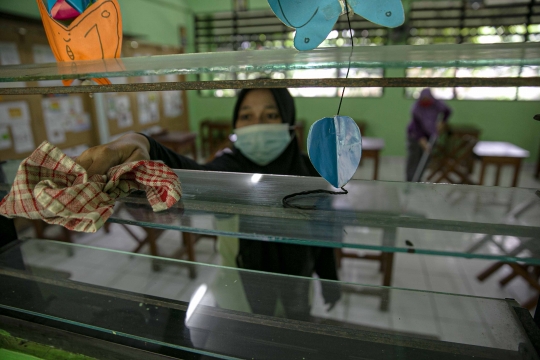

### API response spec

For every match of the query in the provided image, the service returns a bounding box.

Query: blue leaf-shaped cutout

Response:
[268,0,342,51]
[307,116,362,188]
[350,0,405,28]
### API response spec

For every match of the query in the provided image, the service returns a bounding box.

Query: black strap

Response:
[282,187,348,210]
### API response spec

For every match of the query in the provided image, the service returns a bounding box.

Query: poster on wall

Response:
[0,126,12,150]
[42,96,91,144]
[0,43,25,88]
[137,92,159,124]
[0,101,31,125]
[33,44,64,87]
[0,42,21,65]
[162,91,183,118]
[12,123,36,153]
[0,101,34,153]
[114,95,133,128]
[43,115,66,144]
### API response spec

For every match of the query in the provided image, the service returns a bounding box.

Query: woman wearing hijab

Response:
[406,88,452,182]
[76,88,340,320]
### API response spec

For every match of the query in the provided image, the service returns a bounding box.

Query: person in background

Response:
[406,88,452,182]
[76,88,340,320]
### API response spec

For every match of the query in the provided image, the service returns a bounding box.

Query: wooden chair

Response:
[447,125,481,174]
[114,203,215,277]
[425,132,478,185]
[478,261,540,310]
[199,119,232,161]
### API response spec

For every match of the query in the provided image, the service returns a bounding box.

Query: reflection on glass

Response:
[1,43,538,85]
[1,169,539,263]
[200,68,384,98]
[0,239,537,359]
[405,67,456,99]
[406,65,540,101]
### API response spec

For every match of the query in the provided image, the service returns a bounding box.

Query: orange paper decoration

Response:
[37,0,123,86]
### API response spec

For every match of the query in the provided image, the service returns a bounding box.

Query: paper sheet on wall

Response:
[11,124,35,153]
[107,95,133,128]
[0,42,21,65]
[33,44,64,87]
[43,97,79,143]
[116,96,133,128]
[0,101,31,126]
[138,92,160,124]
[0,42,26,88]
[162,91,183,118]
[0,126,12,150]
[44,115,66,144]
[42,97,91,142]
[69,113,92,132]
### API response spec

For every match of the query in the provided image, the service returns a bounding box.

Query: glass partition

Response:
[0,239,536,360]
[2,170,538,263]
[0,43,538,84]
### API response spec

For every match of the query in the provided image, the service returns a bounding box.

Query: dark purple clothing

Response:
[407,89,452,141]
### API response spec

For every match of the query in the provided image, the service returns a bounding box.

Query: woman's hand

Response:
[75,133,151,177]
[419,137,430,152]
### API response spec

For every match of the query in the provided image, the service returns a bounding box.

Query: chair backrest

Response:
[199,119,232,159]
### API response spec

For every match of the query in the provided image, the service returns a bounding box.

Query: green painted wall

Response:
[1,1,538,159]
[184,1,540,159]
[186,71,540,157]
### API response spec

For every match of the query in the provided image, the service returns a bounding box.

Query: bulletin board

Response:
[105,41,190,138]
[0,19,98,161]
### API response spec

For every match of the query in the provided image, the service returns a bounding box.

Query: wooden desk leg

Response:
[478,161,487,186]
[494,164,502,187]
[477,261,505,281]
[335,248,343,269]
[380,252,394,312]
[373,151,380,181]
[382,252,395,288]
[148,228,161,272]
[512,159,522,187]
[182,232,197,279]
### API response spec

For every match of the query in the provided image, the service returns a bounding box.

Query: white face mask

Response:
[233,123,292,166]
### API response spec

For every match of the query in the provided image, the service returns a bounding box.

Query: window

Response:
[194,10,386,98]
[405,0,540,101]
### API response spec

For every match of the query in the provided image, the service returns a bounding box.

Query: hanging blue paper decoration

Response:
[65,0,95,13]
[307,116,362,188]
[268,0,405,51]
[47,0,95,16]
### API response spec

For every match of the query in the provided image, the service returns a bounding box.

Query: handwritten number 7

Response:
[85,24,104,59]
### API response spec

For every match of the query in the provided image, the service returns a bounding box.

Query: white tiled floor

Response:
[16,156,540,346]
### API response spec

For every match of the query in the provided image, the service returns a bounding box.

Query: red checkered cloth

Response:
[0,141,182,233]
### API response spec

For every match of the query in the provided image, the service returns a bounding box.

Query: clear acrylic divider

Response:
[0,239,536,360]
[0,43,538,83]
[1,169,539,263]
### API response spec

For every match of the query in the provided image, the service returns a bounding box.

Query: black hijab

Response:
[228,88,311,177]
